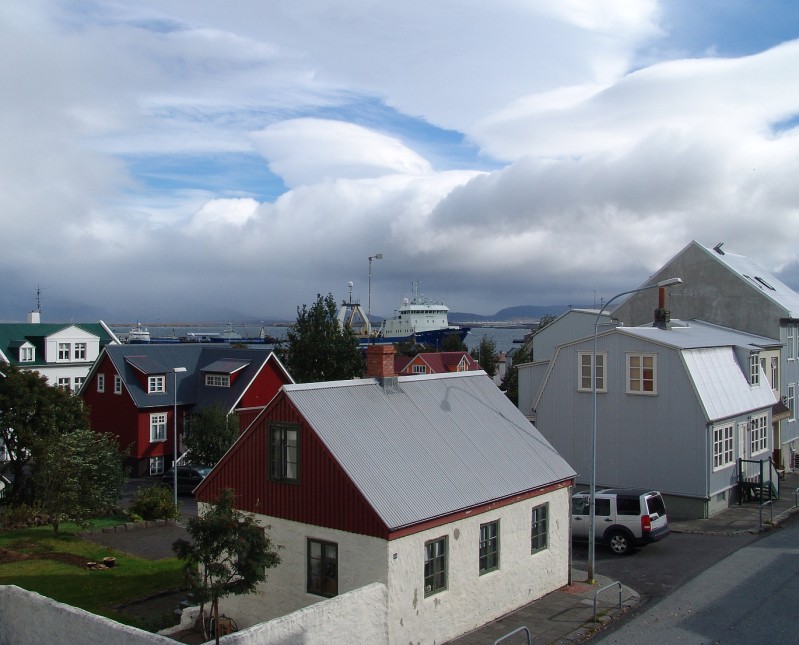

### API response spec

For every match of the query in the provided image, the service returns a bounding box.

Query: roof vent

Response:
[378,376,400,393]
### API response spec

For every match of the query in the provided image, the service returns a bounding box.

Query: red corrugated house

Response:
[394,350,480,375]
[80,345,293,476]
[195,345,575,643]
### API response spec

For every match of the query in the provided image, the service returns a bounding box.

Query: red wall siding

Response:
[199,393,389,539]
[82,356,140,456]
[238,358,291,409]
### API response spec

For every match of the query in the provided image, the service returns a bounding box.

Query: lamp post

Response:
[368,253,383,320]
[172,366,187,509]
[587,277,682,583]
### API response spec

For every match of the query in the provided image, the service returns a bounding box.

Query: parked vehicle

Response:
[572,488,669,555]
[162,465,212,495]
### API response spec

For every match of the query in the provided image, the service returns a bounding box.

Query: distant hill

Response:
[449,304,583,323]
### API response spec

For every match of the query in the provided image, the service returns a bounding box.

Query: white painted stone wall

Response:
[216,513,388,628]
[387,487,570,644]
[0,585,173,645]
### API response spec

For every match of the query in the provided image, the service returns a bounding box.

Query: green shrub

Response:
[0,503,38,528]
[128,486,179,521]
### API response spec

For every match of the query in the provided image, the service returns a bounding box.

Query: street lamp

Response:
[172,366,187,508]
[368,253,383,320]
[587,277,682,583]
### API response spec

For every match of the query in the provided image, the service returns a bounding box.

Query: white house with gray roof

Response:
[520,320,779,519]
[613,240,799,470]
[197,345,576,644]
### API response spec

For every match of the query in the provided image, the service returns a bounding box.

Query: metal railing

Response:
[494,626,531,645]
[593,581,622,623]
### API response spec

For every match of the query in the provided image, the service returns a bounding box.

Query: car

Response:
[161,465,212,495]
[571,488,669,555]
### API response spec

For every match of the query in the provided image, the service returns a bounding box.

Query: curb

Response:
[561,589,641,644]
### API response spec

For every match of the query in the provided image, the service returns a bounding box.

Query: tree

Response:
[470,335,498,377]
[0,364,89,504]
[173,488,281,644]
[441,333,467,352]
[281,293,364,383]
[31,426,127,533]
[501,343,532,406]
[184,404,238,466]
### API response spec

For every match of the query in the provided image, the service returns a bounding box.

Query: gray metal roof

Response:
[284,371,575,531]
[201,359,251,374]
[620,319,780,350]
[125,355,169,375]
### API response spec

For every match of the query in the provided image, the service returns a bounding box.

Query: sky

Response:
[3,0,799,323]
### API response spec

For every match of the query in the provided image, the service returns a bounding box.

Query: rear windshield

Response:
[645,494,666,516]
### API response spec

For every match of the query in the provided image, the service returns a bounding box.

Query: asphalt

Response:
[80,472,799,644]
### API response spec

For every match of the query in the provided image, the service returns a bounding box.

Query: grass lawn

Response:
[0,518,186,631]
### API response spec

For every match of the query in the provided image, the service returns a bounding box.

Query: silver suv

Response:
[572,488,669,555]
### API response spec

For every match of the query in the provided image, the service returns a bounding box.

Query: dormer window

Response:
[19,345,34,362]
[148,375,166,393]
[749,353,760,386]
[205,374,230,387]
[58,343,71,361]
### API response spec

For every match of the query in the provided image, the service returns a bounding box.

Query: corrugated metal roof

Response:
[125,355,168,375]
[620,320,780,350]
[681,347,776,422]
[284,371,575,531]
[201,359,251,374]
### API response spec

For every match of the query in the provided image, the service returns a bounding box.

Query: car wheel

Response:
[607,531,631,555]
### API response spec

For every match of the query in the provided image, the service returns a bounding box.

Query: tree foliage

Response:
[184,404,238,466]
[0,364,89,504]
[129,485,179,521]
[470,334,499,377]
[501,344,532,406]
[281,293,364,383]
[31,426,127,533]
[173,488,281,643]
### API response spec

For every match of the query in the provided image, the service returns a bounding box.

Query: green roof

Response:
[0,322,115,367]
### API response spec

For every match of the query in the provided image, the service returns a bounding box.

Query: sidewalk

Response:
[449,568,639,645]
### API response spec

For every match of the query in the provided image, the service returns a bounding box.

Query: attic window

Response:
[148,375,166,393]
[19,346,34,362]
[205,374,230,387]
[754,276,776,291]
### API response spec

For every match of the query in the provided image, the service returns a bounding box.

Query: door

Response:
[572,496,613,539]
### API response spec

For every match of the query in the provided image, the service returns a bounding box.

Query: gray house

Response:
[520,320,779,519]
[613,240,799,470]
[524,308,615,363]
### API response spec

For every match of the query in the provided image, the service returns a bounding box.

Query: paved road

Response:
[592,513,799,643]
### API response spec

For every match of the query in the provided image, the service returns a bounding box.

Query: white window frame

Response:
[74,342,87,360]
[114,374,122,394]
[771,357,779,391]
[97,374,105,393]
[150,413,167,443]
[58,343,71,361]
[749,414,768,455]
[73,377,85,391]
[412,364,426,374]
[57,377,71,389]
[148,375,165,394]
[789,324,797,360]
[149,456,164,475]
[749,353,760,386]
[712,423,735,471]
[626,353,657,395]
[204,374,230,387]
[578,351,606,392]
[788,384,796,422]
[19,346,34,362]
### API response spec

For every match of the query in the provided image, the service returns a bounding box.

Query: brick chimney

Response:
[366,344,396,379]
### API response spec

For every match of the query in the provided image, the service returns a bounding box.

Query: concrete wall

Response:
[387,487,571,644]
[0,586,173,645]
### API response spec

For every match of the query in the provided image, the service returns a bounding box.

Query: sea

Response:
[110,323,530,355]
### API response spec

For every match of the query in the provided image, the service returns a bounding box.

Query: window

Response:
[479,520,500,574]
[57,377,71,389]
[771,357,779,391]
[307,539,338,597]
[150,413,167,442]
[150,456,164,475]
[114,375,122,394]
[789,324,797,360]
[73,377,85,391]
[412,364,426,374]
[578,352,606,392]
[97,374,105,393]
[750,415,768,455]
[424,536,447,596]
[148,375,165,393]
[74,343,87,360]
[749,353,760,386]
[531,503,548,553]
[627,353,656,394]
[789,385,796,421]
[204,374,230,387]
[269,423,299,482]
[19,346,34,362]
[713,423,735,470]
[58,343,71,361]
